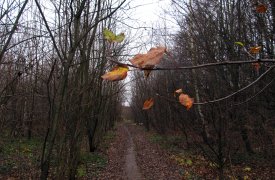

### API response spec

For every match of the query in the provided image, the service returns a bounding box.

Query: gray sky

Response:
[119,0,178,54]
[120,0,179,106]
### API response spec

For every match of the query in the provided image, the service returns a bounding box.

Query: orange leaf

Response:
[130,47,166,68]
[143,98,154,110]
[256,4,267,13]
[252,62,260,71]
[249,46,261,54]
[179,94,194,110]
[101,65,128,81]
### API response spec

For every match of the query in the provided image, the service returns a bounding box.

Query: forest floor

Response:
[96,121,275,180]
[0,121,274,179]
[96,121,182,180]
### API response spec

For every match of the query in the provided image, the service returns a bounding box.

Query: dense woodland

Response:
[131,0,275,178]
[0,0,274,179]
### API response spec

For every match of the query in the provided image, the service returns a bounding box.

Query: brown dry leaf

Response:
[249,46,261,54]
[256,4,267,13]
[130,47,166,68]
[143,98,154,110]
[101,65,129,81]
[179,94,194,110]
[144,70,152,78]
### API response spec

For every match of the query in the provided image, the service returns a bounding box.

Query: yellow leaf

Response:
[103,28,116,42]
[235,42,244,47]
[115,33,125,43]
[179,93,194,110]
[103,28,125,43]
[143,98,154,110]
[249,46,261,54]
[101,65,128,81]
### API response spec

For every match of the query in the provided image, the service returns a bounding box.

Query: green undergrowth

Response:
[0,137,42,175]
[77,152,108,178]
[99,130,116,151]
[149,133,184,152]
[77,129,116,178]
[148,132,274,179]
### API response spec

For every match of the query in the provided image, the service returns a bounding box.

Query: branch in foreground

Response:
[155,65,275,106]
[194,65,275,105]
[109,58,275,71]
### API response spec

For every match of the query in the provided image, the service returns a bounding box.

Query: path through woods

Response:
[97,122,182,179]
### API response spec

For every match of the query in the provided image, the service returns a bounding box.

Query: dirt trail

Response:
[98,122,182,179]
[124,126,143,180]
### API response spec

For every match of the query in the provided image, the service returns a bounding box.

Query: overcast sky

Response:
[119,0,179,106]
[119,0,178,54]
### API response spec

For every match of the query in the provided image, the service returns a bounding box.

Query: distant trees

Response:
[0,0,127,179]
[130,0,275,179]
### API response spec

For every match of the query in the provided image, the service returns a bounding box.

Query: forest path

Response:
[124,125,143,180]
[97,122,182,179]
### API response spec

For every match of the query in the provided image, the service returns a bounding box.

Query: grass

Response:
[78,152,107,177]
[77,130,116,178]
[0,136,42,177]
[149,133,184,151]
[99,130,116,151]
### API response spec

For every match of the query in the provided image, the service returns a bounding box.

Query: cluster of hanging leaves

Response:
[102,29,167,80]
[141,89,194,110]
[235,1,267,70]
[101,29,127,81]
[142,89,194,110]
[234,42,262,71]
[101,29,194,110]
[249,46,261,71]
[101,29,186,110]
[101,3,269,111]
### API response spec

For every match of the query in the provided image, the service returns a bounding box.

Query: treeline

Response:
[0,0,127,179]
[131,0,275,178]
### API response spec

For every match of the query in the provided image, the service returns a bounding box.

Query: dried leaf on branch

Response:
[101,65,129,81]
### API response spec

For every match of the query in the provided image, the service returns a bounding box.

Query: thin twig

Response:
[155,65,275,105]
[109,58,275,71]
